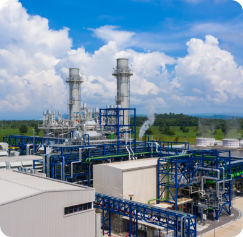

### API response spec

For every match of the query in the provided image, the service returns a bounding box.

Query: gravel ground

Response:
[197,207,240,236]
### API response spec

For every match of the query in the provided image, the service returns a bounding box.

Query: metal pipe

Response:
[46,154,52,177]
[71,161,81,179]
[199,167,220,197]
[42,154,46,173]
[181,215,187,237]
[216,167,225,194]
[26,144,33,156]
[79,148,82,162]
[126,146,131,160]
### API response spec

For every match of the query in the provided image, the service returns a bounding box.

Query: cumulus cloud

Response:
[0,0,71,116]
[57,42,175,109]
[0,0,175,118]
[89,26,135,50]
[1,0,243,118]
[175,35,243,109]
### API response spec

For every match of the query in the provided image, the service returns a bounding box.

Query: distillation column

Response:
[112,58,133,125]
[66,68,83,125]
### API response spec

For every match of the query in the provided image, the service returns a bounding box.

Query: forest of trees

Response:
[131,113,243,137]
[2,114,243,138]
[1,120,40,130]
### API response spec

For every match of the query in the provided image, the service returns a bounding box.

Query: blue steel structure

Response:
[32,140,189,185]
[100,107,137,154]
[3,135,65,155]
[157,149,232,220]
[95,192,197,237]
[4,108,189,186]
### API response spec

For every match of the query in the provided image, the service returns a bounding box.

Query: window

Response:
[64,202,92,215]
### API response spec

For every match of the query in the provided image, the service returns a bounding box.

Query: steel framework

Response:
[157,150,232,220]
[95,192,197,237]
[3,135,64,154]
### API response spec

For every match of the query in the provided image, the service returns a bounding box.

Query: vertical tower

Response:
[112,58,133,125]
[66,68,83,124]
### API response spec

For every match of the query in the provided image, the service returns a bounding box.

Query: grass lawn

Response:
[136,126,198,144]
[135,126,243,145]
[0,127,43,142]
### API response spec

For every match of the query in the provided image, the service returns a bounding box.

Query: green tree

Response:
[221,124,228,136]
[182,127,189,133]
[180,125,186,130]
[166,130,175,136]
[19,125,28,134]
[145,127,153,135]
[34,125,40,135]
[174,136,179,142]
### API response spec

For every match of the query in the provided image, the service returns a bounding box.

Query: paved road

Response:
[202,197,243,237]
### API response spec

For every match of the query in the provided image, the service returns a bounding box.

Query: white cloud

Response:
[91,25,182,52]
[171,77,182,89]
[175,35,243,107]
[192,88,203,94]
[0,0,70,115]
[0,1,173,117]
[90,26,135,50]
[1,0,243,117]
[57,42,174,108]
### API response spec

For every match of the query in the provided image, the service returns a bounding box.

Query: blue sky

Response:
[20,0,243,57]
[0,0,243,119]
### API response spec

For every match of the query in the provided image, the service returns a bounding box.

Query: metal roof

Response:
[0,170,92,205]
[0,155,43,162]
[94,158,164,171]
[0,179,41,205]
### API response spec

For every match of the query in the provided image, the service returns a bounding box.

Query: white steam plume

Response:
[139,113,155,140]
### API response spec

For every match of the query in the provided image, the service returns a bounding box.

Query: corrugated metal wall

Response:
[0,190,95,237]
[93,165,123,197]
[123,167,157,203]
[93,162,166,204]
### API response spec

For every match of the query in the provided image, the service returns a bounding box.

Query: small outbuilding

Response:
[94,158,166,204]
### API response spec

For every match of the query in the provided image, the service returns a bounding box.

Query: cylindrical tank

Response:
[67,68,83,124]
[196,138,215,147]
[112,58,133,125]
[222,139,242,148]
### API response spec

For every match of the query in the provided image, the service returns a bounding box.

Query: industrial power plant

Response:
[1,58,243,237]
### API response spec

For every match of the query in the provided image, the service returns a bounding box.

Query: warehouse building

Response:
[0,170,95,237]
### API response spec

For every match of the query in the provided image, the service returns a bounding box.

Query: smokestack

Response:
[66,68,83,124]
[112,58,133,125]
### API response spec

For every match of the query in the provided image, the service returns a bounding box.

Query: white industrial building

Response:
[0,143,8,157]
[94,158,166,204]
[0,155,42,171]
[0,170,95,237]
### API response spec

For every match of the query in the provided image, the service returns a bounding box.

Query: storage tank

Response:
[222,139,243,148]
[196,138,215,147]
[112,58,133,125]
